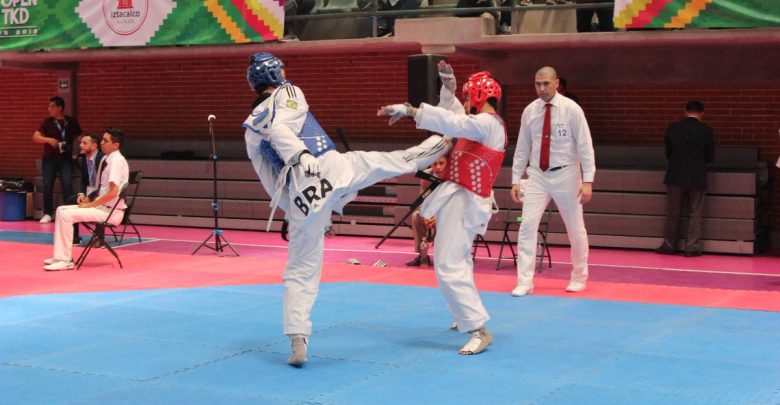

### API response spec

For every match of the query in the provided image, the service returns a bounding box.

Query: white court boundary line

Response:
[110,239,154,249]
[141,237,780,278]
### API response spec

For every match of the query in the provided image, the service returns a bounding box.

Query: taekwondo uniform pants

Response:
[53,205,124,262]
[430,188,491,333]
[282,136,447,336]
[516,165,589,288]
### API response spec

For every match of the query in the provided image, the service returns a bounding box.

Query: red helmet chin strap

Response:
[462,71,502,112]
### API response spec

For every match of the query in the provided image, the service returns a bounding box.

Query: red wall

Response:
[2,51,779,225]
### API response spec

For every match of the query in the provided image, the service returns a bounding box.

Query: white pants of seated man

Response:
[516,165,589,287]
[432,190,490,333]
[283,144,446,337]
[53,205,124,262]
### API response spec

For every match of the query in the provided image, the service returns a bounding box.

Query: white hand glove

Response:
[299,152,320,177]
[437,60,456,92]
[377,103,413,126]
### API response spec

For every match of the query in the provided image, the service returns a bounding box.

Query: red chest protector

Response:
[440,114,507,198]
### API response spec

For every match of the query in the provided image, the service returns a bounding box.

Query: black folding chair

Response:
[496,201,523,270]
[534,206,553,273]
[106,171,142,245]
[75,183,131,269]
[495,202,553,272]
[472,234,492,259]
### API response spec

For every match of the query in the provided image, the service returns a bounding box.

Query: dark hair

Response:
[105,127,124,147]
[486,77,501,110]
[49,96,65,109]
[252,91,273,109]
[685,100,704,113]
[83,133,100,144]
[469,98,500,115]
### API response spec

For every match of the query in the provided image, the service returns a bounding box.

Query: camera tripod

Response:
[192,115,239,256]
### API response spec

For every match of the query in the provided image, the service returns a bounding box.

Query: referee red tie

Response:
[98,159,107,185]
[539,103,552,171]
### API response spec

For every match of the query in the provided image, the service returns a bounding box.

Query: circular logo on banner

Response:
[102,0,149,36]
[77,0,176,46]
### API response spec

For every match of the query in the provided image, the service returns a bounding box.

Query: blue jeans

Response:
[41,157,73,215]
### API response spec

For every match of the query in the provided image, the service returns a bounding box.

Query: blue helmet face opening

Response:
[247,52,286,91]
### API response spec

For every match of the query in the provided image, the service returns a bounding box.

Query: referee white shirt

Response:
[512,93,595,184]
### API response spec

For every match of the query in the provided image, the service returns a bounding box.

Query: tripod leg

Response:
[375,209,415,249]
[192,232,216,254]
[215,234,223,252]
[375,180,441,249]
[215,233,240,256]
[222,235,240,256]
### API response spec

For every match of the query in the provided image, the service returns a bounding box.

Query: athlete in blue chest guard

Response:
[243,52,447,367]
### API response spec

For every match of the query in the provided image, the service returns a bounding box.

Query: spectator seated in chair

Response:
[42,128,129,271]
[282,0,315,41]
[358,0,423,37]
[407,156,448,267]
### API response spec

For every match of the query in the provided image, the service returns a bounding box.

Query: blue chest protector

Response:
[258,102,336,173]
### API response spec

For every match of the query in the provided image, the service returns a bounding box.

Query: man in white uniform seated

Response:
[43,128,129,271]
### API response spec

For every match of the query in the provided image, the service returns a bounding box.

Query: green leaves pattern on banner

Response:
[616,0,780,29]
[0,0,283,51]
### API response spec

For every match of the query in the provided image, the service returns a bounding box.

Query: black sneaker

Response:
[654,245,676,255]
[406,256,422,267]
[377,28,393,38]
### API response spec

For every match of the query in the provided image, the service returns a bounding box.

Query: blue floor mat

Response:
[1,283,779,404]
[0,230,149,246]
[0,230,54,244]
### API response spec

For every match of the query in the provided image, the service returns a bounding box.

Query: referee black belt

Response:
[546,165,567,172]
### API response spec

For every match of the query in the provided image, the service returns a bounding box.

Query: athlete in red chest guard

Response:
[378,62,506,355]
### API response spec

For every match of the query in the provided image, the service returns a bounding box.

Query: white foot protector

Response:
[458,326,493,355]
[287,336,308,367]
[511,284,534,297]
[566,279,586,293]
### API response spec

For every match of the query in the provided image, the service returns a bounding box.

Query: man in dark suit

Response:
[68,134,105,244]
[656,101,715,257]
[559,78,580,105]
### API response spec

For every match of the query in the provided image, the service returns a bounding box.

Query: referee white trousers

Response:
[433,191,490,333]
[282,135,448,337]
[53,205,123,262]
[515,165,589,287]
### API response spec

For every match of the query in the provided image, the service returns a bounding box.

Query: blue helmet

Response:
[247,52,286,91]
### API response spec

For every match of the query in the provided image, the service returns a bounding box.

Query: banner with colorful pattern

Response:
[0,0,283,50]
[614,0,780,29]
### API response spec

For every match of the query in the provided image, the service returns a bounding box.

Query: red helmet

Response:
[462,71,502,112]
